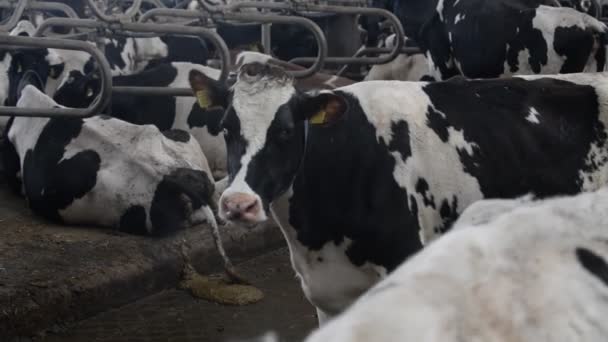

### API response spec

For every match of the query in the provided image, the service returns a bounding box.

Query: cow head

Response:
[189,63,347,223]
[53,69,100,108]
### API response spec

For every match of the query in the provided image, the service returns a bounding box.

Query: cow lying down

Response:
[1,85,242,277]
[274,188,608,342]
[53,62,228,180]
[2,84,220,235]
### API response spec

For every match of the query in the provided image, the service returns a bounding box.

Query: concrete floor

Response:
[42,248,318,342]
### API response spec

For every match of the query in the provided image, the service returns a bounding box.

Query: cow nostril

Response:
[245,200,258,213]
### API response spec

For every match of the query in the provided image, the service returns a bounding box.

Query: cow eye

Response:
[86,87,94,97]
[67,76,74,84]
[222,128,229,136]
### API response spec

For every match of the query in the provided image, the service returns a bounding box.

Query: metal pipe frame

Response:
[223,2,405,67]
[0,35,112,117]
[34,17,230,96]
[85,0,142,22]
[0,0,29,31]
[140,8,328,78]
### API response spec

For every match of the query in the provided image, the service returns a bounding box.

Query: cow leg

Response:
[316,308,331,325]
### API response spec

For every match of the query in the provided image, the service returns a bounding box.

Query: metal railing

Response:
[140,7,328,78]
[34,17,231,96]
[0,34,112,117]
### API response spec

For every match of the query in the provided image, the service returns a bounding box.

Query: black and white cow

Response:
[300,187,608,342]
[53,62,227,179]
[188,62,608,323]
[378,0,608,79]
[2,84,216,236]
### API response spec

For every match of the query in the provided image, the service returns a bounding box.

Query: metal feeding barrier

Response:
[0,0,412,117]
[140,7,328,78]
[0,34,112,117]
[196,0,409,70]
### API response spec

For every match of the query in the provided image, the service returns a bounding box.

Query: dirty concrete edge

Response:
[4,222,286,340]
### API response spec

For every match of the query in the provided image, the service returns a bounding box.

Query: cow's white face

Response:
[188,63,346,224]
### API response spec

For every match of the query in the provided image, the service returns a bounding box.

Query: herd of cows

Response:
[6,0,608,341]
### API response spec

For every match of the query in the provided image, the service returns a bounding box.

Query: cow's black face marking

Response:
[242,99,307,208]
[577,247,608,287]
[22,118,100,222]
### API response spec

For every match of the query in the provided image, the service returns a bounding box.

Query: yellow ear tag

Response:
[310,110,327,125]
[196,90,210,109]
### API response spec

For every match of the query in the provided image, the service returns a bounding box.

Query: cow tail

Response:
[201,205,250,285]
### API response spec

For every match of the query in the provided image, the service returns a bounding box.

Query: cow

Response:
[365,34,435,81]
[52,62,227,179]
[2,82,242,278]
[188,62,608,323]
[298,187,608,342]
[2,83,218,236]
[376,0,608,79]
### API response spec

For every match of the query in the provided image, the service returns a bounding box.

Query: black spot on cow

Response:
[104,37,128,71]
[317,257,324,262]
[415,178,436,209]
[187,103,226,136]
[423,76,603,199]
[162,129,190,143]
[554,26,595,73]
[576,247,608,286]
[388,120,412,161]
[426,106,449,142]
[504,9,548,75]
[150,168,214,236]
[21,118,101,222]
[119,205,148,235]
[438,196,458,233]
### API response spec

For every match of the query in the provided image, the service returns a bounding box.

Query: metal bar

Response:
[227,2,404,66]
[0,35,112,117]
[0,0,29,32]
[85,0,142,22]
[141,8,327,78]
[34,17,230,92]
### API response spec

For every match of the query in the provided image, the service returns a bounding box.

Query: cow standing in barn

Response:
[292,187,608,342]
[371,0,608,79]
[188,62,608,323]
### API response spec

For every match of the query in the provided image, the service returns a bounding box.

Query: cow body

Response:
[53,62,227,179]
[189,64,608,322]
[387,0,608,79]
[3,85,215,236]
[302,188,608,342]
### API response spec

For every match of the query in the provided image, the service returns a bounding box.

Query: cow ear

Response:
[188,69,228,110]
[296,92,347,126]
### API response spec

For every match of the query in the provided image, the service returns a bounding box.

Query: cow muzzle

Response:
[220,192,266,223]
